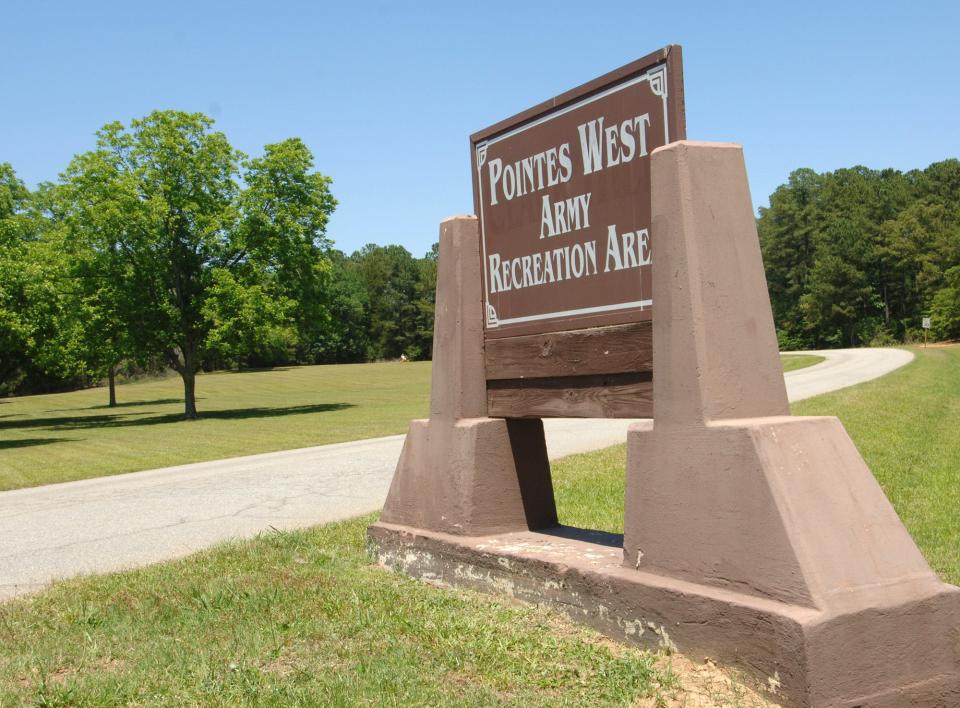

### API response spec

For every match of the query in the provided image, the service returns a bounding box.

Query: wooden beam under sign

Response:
[484,321,652,381]
[487,372,653,419]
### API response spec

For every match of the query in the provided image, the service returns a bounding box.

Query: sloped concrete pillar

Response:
[623,142,960,704]
[378,216,556,536]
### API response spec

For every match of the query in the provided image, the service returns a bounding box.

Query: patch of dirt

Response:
[47,657,125,685]
[260,655,298,677]
[642,653,781,707]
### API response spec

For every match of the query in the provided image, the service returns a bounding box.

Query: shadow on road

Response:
[0,403,354,432]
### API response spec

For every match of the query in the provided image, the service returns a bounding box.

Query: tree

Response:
[349,244,434,360]
[0,164,33,392]
[929,266,960,341]
[25,179,139,406]
[58,111,336,418]
[233,138,337,365]
[758,168,821,348]
[306,249,370,364]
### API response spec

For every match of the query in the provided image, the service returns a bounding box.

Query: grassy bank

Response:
[2,354,819,492]
[0,513,689,706]
[0,362,431,491]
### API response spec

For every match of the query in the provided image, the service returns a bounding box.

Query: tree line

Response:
[4,110,958,416]
[0,111,436,415]
[758,160,960,348]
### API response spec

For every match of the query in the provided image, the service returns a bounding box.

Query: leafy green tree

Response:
[758,168,821,348]
[349,244,433,360]
[413,243,439,358]
[58,111,336,418]
[234,138,337,365]
[306,249,370,364]
[929,266,960,341]
[0,164,34,391]
[27,179,141,406]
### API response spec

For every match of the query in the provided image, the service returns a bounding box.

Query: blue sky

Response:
[3,1,958,257]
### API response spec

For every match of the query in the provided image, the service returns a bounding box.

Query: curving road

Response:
[781,347,914,403]
[0,347,913,600]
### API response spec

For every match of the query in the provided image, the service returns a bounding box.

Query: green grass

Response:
[0,362,431,491]
[780,353,825,372]
[552,444,630,534]
[0,515,679,706]
[3,354,818,492]
[550,347,960,585]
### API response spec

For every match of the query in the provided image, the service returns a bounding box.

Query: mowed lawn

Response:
[1,355,817,492]
[0,362,431,491]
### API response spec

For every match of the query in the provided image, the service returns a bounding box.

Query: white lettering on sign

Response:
[486,112,651,208]
[488,222,651,295]
[604,225,651,272]
[488,143,573,206]
[488,241,599,294]
[540,192,592,239]
[577,114,651,176]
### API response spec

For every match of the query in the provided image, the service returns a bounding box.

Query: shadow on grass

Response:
[0,437,70,450]
[80,398,186,411]
[0,403,354,432]
[222,366,295,374]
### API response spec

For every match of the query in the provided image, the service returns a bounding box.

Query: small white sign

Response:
[922,317,932,329]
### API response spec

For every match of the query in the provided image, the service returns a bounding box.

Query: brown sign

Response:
[471,46,685,338]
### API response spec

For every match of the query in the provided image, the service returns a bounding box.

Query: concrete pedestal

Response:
[368,144,960,706]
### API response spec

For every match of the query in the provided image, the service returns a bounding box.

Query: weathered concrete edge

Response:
[368,521,805,704]
[367,521,960,707]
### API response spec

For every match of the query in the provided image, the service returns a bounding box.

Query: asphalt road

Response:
[0,347,914,600]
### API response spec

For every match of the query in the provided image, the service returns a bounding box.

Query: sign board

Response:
[923,317,932,329]
[471,46,685,339]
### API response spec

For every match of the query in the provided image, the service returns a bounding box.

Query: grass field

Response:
[0,348,950,705]
[780,353,825,372]
[0,362,431,491]
[1,355,819,492]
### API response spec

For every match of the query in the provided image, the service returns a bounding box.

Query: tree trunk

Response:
[182,369,198,419]
[108,367,117,408]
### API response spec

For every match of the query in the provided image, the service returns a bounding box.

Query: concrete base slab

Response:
[368,521,960,707]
